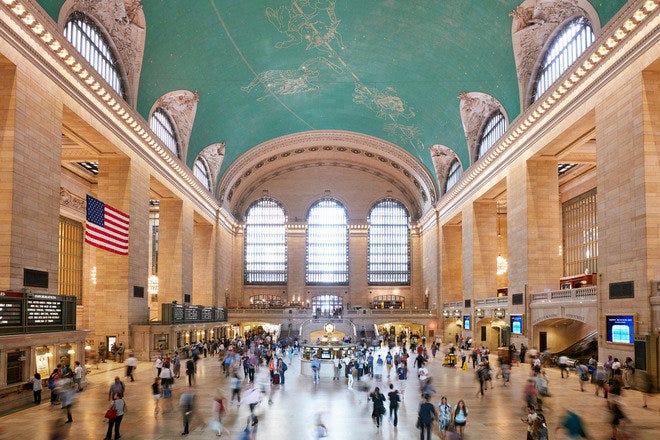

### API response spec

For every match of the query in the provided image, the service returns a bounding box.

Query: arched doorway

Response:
[474,318,508,351]
[533,318,596,356]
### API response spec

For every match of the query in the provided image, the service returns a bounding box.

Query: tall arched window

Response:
[445,160,462,193]
[64,12,125,98]
[534,16,594,102]
[193,158,211,191]
[149,108,180,157]
[476,111,507,160]
[306,199,349,285]
[244,199,287,284]
[368,199,410,285]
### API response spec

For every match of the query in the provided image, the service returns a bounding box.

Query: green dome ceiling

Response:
[38,1,626,181]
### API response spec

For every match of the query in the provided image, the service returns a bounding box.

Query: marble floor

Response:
[0,348,658,440]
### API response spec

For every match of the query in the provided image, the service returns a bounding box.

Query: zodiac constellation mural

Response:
[245,0,425,152]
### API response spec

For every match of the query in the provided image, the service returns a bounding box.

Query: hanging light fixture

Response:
[496,201,508,275]
[148,274,159,295]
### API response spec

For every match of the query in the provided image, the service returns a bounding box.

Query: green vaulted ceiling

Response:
[38,1,627,182]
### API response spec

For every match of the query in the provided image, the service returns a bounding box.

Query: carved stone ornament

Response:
[458,92,505,163]
[510,0,599,109]
[198,142,226,195]
[60,187,86,214]
[151,90,200,163]
[429,144,461,188]
[58,0,146,108]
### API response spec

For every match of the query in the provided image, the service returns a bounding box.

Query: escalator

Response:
[552,330,598,363]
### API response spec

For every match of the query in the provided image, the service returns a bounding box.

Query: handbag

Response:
[105,408,117,420]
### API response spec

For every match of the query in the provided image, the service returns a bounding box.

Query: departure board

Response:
[0,291,23,326]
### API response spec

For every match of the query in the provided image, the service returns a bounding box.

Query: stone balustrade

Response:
[530,286,597,303]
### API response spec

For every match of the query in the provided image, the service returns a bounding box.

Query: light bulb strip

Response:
[0,1,218,211]
[441,1,657,206]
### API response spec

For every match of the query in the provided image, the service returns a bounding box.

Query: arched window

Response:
[149,108,180,157]
[244,199,287,284]
[64,12,125,98]
[534,16,594,102]
[476,111,507,160]
[368,199,410,285]
[306,199,349,285]
[445,160,462,193]
[193,158,211,191]
[312,294,343,317]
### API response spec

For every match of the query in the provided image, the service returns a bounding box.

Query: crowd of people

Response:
[33,330,653,440]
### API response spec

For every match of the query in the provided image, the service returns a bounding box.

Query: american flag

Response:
[85,195,130,255]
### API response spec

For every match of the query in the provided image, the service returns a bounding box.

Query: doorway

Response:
[539,332,548,352]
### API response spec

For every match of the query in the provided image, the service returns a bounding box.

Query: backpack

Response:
[281,362,287,372]
[47,377,55,390]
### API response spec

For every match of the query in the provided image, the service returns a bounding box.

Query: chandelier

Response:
[148,274,159,295]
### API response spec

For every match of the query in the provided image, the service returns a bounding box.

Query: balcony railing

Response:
[442,301,462,309]
[474,297,509,307]
[228,308,434,319]
[530,286,597,304]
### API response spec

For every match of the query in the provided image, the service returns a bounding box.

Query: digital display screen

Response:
[510,315,523,334]
[26,295,62,325]
[463,315,471,330]
[0,291,23,326]
[606,315,634,344]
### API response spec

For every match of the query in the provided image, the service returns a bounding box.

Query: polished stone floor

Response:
[0,347,658,440]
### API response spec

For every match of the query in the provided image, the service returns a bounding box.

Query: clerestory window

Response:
[244,198,287,284]
[368,199,410,285]
[149,108,180,157]
[306,199,349,285]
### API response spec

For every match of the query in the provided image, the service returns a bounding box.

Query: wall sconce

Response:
[453,309,461,317]
[67,349,76,355]
[475,308,485,318]
[90,266,97,285]
[494,308,505,318]
[442,310,449,318]
[84,344,91,351]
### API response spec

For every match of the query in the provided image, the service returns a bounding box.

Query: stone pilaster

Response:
[348,226,367,307]
[93,156,150,348]
[0,61,62,291]
[472,200,498,300]
[596,68,656,362]
[442,223,463,304]
[192,218,214,306]
[158,198,194,306]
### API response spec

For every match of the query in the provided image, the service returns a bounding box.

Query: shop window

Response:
[154,334,169,350]
[372,295,405,309]
[312,294,343,318]
[249,294,285,308]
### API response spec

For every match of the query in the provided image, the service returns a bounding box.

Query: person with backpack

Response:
[48,368,59,404]
[278,358,288,384]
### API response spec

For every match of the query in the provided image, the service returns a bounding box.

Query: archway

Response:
[474,318,508,351]
[532,318,596,356]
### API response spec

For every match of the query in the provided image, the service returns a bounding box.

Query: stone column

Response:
[158,198,194,306]
[0,61,62,291]
[287,226,306,305]
[93,156,150,349]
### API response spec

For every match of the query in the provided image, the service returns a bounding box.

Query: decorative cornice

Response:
[458,92,506,163]
[429,144,462,192]
[60,187,85,214]
[0,0,220,219]
[150,89,199,163]
[198,142,225,195]
[440,0,659,211]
